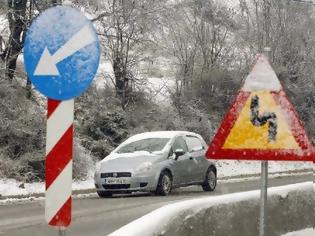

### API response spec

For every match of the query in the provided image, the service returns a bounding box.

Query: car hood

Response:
[99,151,165,173]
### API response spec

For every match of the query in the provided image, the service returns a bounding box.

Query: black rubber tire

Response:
[155,171,172,196]
[97,191,113,198]
[202,167,217,191]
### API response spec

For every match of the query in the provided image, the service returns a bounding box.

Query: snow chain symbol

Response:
[250,95,277,142]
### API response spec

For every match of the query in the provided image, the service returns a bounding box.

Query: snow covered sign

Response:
[206,54,314,161]
[23,6,100,228]
[24,6,100,100]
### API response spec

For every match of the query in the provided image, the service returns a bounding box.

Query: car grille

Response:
[101,172,132,178]
[103,184,130,189]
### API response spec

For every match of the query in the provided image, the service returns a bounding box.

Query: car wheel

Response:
[97,191,112,198]
[156,171,172,196]
[202,167,217,191]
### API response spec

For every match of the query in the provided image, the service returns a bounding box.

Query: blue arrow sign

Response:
[24,6,100,100]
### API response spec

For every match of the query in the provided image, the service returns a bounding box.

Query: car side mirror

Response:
[174,148,185,160]
[191,146,204,152]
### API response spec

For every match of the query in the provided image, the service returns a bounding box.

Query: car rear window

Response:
[116,138,170,154]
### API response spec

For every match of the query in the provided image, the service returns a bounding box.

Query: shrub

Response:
[0,80,45,160]
[73,140,95,180]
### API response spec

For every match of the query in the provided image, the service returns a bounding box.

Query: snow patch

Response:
[145,77,175,104]
[242,54,282,91]
[0,196,45,205]
[0,179,44,197]
[216,160,312,178]
[93,58,114,88]
[0,178,94,197]
[282,228,315,236]
[109,182,313,236]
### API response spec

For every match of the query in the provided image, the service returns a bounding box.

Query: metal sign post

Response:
[59,227,66,236]
[259,161,268,236]
[23,5,100,235]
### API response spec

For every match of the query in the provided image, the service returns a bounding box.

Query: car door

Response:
[185,135,208,183]
[169,136,191,186]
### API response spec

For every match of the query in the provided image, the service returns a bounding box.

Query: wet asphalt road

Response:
[0,173,312,236]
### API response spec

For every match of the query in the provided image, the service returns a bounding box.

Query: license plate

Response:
[104,178,126,184]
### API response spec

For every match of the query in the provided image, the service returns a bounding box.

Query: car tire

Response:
[202,167,217,191]
[155,171,172,196]
[97,191,112,198]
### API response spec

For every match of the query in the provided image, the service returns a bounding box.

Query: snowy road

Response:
[0,173,312,236]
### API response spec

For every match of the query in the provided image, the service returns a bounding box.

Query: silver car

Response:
[94,131,217,197]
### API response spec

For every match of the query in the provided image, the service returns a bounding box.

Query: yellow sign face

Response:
[223,91,299,149]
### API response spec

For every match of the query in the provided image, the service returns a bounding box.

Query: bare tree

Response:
[156,1,198,111]
[157,0,236,113]
[98,0,161,109]
[2,0,27,80]
[1,0,60,98]
[237,0,315,138]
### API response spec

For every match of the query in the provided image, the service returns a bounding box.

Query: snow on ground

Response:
[146,77,175,104]
[216,160,312,178]
[93,57,114,88]
[93,58,176,104]
[282,228,315,236]
[0,178,94,197]
[0,179,44,197]
[109,182,313,236]
[0,160,311,198]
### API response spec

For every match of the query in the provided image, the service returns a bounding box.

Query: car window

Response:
[172,136,188,153]
[116,138,170,154]
[186,136,204,152]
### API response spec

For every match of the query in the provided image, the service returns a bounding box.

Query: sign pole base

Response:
[259,161,268,236]
[59,227,66,236]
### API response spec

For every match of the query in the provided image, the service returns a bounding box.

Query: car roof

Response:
[128,131,200,141]
[112,131,206,153]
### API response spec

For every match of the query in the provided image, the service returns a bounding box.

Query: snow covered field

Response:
[0,178,94,198]
[0,160,311,198]
[215,160,312,178]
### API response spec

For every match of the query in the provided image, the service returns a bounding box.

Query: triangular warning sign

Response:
[206,54,314,161]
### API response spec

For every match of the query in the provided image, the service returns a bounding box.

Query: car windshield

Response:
[116,138,170,154]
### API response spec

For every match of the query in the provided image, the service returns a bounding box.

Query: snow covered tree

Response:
[2,0,27,80]
[97,0,163,109]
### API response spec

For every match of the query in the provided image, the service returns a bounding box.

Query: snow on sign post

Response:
[206,54,314,236]
[23,5,100,233]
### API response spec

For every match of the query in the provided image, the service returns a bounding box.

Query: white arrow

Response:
[34,25,96,76]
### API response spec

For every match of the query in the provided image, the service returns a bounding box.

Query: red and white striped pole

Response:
[45,98,74,228]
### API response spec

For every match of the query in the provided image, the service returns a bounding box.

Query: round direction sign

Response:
[24,6,100,100]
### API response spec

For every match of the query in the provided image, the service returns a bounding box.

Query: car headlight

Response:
[136,162,153,173]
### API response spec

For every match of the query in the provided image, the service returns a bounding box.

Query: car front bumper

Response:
[94,172,158,193]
